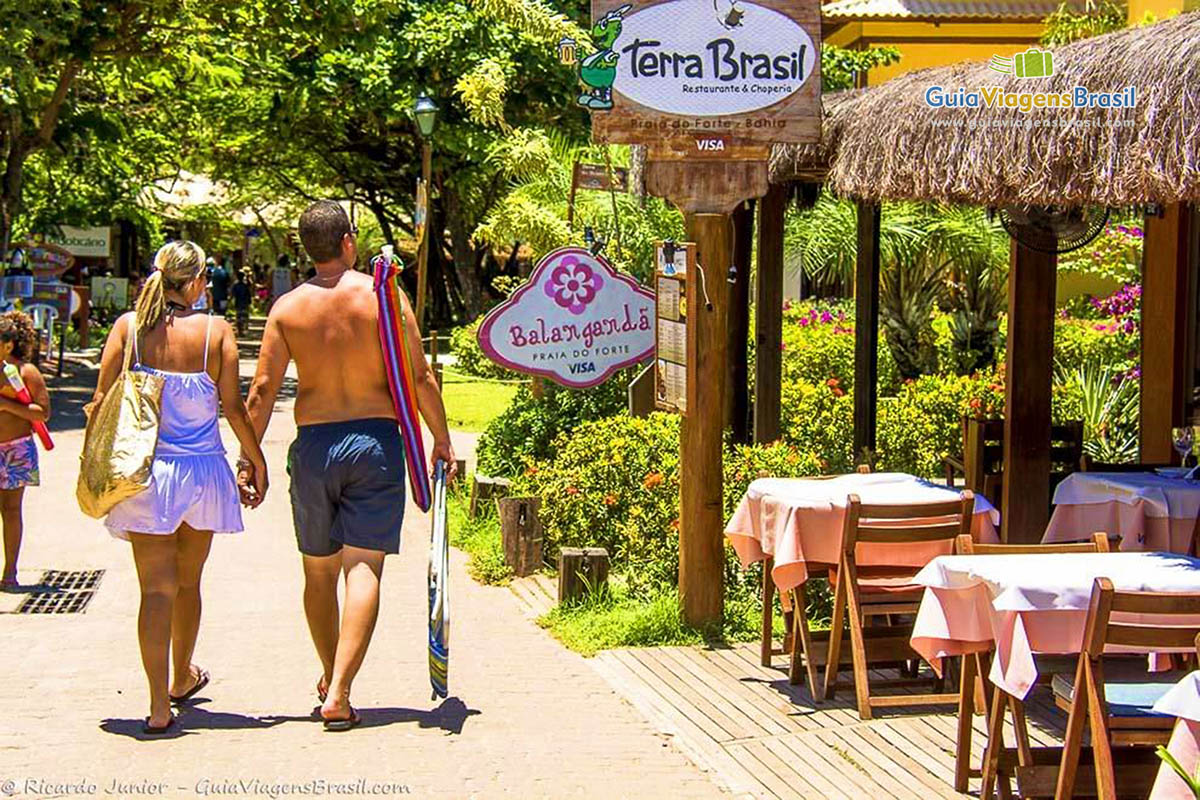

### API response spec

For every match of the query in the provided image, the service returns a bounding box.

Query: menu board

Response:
[654,241,693,415]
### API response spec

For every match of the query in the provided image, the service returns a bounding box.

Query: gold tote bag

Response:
[76,324,164,518]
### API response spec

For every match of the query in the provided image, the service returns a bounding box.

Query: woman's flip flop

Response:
[169,666,210,705]
[142,715,177,735]
[322,707,361,732]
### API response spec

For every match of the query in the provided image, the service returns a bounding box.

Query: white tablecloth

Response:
[911,552,1200,697]
[1054,472,1200,520]
[1152,673,1200,800]
[745,472,999,523]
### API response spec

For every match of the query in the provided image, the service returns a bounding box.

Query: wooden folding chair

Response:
[954,532,1111,796]
[1054,578,1200,800]
[823,491,975,720]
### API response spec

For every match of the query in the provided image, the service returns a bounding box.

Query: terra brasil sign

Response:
[477,248,655,389]
[582,0,821,144]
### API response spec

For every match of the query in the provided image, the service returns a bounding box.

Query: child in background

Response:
[0,311,49,589]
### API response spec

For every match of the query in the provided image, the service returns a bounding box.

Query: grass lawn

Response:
[445,490,780,656]
[440,371,518,432]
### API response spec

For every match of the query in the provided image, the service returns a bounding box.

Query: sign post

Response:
[583,0,821,628]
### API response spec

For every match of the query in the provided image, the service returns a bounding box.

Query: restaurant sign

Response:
[584,0,821,144]
[477,247,654,389]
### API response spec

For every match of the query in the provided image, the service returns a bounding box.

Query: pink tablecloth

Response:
[724,473,1000,602]
[1152,674,1200,799]
[1046,472,1200,552]
[910,552,1200,699]
[1044,501,1196,553]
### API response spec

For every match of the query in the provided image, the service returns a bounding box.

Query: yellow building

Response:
[822,0,1080,85]
[823,0,1198,85]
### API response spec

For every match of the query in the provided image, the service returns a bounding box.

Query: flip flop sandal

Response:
[142,715,177,735]
[169,667,210,705]
[321,708,361,732]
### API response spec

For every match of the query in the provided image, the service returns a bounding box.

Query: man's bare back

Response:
[266,270,396,426]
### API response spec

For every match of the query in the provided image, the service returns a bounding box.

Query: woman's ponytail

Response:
[134,270,166,336]
[135,241,206,336]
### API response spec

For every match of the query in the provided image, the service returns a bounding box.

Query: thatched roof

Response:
[814,11,1200,206]
[767,90,861,184]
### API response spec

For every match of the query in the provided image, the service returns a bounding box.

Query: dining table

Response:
[1044,470,1200,553]
[725,471,1000,608]
[909,550,1200,796]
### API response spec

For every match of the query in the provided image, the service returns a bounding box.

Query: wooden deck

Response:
[504,573,1071,798]
[588,642,1069,799]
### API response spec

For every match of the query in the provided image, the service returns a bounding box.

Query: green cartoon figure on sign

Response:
[577,4,632,110]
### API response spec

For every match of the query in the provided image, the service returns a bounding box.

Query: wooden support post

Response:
[1141,203,1196,463]
[497,496,543,577]
[1003,235,1057,543]
[680,212,731,630]
[530,376,544,399]
[853,201,881,462]
[469,474,512,518]
[558,547,610,604]
[730,201,754,443]
[754,184,786,445]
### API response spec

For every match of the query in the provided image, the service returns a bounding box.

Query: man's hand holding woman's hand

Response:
[237,455,268,508]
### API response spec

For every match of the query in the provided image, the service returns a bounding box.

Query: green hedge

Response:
[475,370,633,477]
[448,319,520,381]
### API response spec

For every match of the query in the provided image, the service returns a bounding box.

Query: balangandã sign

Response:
[584,0,821,144]
[477,248,655,389]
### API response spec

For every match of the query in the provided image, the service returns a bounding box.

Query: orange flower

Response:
[643,472,665,490]
[826,377,840,387]
[603,493,617,506]
[566,486,579,495]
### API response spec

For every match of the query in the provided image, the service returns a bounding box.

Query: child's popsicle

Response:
[3,362,53,451]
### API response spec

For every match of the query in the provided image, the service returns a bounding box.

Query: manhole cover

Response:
[16,569,105,614]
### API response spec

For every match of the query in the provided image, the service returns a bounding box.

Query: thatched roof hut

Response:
[803,11,1200,207]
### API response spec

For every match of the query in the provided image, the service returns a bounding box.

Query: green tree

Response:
[202,0,590,322]
[0,0,245,257]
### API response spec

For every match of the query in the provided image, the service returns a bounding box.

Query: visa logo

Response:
[568,362,597,375]
[697,138,726,152]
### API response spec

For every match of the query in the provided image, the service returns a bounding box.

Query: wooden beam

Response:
[1140,203,1196,463]
[853,201,881,462]
[754,184,787,445]
[1002,235,1057,543]
[681,212,731,630]
[730,201,755,443]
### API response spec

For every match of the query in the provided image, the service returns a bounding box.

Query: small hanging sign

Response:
[477,247,655,389]
[654,240,693,414]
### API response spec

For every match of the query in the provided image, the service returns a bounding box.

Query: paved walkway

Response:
[0,364,726,799]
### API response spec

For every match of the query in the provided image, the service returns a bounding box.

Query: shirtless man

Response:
[243,200,455,730]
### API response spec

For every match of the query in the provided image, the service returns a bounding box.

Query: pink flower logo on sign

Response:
[544,256,604,315]
[476,248,655,389]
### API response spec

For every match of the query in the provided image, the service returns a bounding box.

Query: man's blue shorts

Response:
[287,418,406,556]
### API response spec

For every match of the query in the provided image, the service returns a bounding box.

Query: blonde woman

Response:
[93,240,268,734]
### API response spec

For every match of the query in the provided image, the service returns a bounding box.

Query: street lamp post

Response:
[343,179,356,229]
[413,94,438,333]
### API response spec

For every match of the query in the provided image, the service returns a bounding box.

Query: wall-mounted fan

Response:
[998,205,1110,255]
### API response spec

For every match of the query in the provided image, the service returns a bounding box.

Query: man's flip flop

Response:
[142,715,177,735]
[169,667,210,705]
[322,708,361,732]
